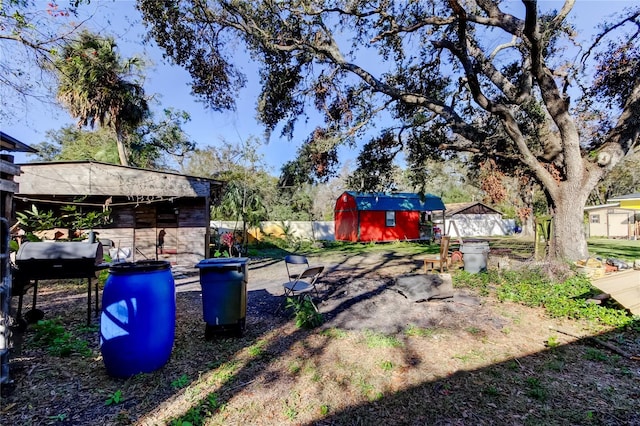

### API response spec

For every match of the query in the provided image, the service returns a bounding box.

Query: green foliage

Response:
[171,374,190,389]
[591,42,640,110]
[583,348,608,362]
[284,406,298,421]
[32,111,196,168]
[52,29,149,166]
[319,327,348,339]
[138,0,640,262]
[16,203,112,234]
[0,1,89,122]
[380,360,394,372]
[104,390,123,406]
[524,377,548,401]
[545,335,560,349]
[247,340,267,358]
[16,205,59,231]
[169,392,224,426]
[285,296,323,329]
[404,325,435,337]
[130,108,196,169]
[347,131,403,192]
[452,270,493,296]
[453,266,635,327]
[483,386,500,396]
[28,319,92,357]
[31,126,119,163]
[586,238,640,264]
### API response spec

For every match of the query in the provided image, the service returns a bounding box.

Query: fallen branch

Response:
[551,328,640,361]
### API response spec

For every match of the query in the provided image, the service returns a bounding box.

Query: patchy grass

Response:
[3,245,639,425]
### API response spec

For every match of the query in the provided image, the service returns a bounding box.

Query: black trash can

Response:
[195,258,249,339]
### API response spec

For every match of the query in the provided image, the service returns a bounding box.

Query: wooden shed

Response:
[15,161,222,266]
[334,191,445,242]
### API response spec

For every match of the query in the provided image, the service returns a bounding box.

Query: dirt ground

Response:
[2,253,638,425]
[239,252,486,334]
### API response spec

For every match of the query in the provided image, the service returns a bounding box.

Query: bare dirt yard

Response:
[2,251,639,425]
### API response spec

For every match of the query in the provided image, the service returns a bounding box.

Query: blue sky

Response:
[2,0,637,174]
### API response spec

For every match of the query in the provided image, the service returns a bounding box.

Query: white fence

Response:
[211,217,516,242]
[211,220,335,241]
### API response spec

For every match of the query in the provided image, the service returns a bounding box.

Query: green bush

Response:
[453,266,636,328]
[286,296,324,329]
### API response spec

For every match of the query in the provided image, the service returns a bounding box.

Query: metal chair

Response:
[282,265,325,300]
[284,254,310,281]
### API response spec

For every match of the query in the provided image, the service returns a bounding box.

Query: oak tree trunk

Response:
[548,189,590,261]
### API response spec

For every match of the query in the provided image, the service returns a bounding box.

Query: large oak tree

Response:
[138,0,640,261]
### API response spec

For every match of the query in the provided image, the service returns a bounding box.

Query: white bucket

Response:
[461,242,490,273]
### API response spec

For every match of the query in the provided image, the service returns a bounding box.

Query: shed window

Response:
[386,211,396,227]
[590,214,600,224]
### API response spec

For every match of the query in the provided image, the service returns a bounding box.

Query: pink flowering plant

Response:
[221,232,235,257]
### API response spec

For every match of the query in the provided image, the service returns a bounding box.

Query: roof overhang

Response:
[0,131,38,153]
[584,203,620,211]
[607,192,640,202]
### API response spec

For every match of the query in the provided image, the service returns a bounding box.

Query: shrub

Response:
[286,295,324,329]
[454,266,636,328]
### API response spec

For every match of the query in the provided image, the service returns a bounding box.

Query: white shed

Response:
[444,202,513,237]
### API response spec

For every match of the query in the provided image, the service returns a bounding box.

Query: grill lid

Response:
[16,241,103,263]
[15,241,105,280]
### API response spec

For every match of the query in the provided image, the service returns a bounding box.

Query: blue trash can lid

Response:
[195,257,249,269]
[109,260,171,274]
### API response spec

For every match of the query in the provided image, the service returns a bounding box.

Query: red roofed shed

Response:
[334,192,446,242]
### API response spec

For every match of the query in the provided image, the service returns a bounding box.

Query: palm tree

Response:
[52,30,148,166]
[217,179,267,251]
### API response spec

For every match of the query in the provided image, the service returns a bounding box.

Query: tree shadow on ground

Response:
[4,252,639,425]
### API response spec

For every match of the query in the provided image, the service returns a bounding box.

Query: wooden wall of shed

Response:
[94,199,209,265]
[1,155,20,221]
[12,194,209,265]
[173,227,208,266]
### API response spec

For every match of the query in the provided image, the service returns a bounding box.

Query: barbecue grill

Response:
[14,241,108,325]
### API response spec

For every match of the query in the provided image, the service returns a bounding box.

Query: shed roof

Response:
[1,131,38,153]
[16,161,222,198]
[345,191,445,212]
[445,202,502,217]
[584,203,620,211]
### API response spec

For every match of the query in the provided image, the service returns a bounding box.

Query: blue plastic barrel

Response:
[195,258,248,338]
[100,260,175,377]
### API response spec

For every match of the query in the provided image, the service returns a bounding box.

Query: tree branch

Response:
[596,81,640,169]
[523,0,582,190]
[581,8,640,65]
